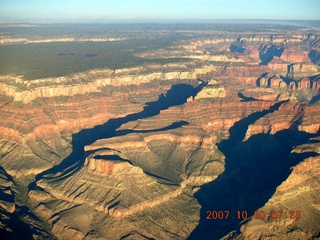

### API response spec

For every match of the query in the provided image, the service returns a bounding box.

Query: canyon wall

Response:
[0,30,319,239]
[0,64,216,103]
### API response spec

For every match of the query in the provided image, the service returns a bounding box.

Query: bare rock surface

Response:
[0,25,319,239]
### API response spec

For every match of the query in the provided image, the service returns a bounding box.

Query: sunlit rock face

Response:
[0,24,320,239]
[30,127,225,239]
[0,83,166,178]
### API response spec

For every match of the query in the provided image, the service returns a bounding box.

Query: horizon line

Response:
[1,19,320,24]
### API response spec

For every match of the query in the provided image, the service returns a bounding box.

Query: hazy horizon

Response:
[1,0,319,23]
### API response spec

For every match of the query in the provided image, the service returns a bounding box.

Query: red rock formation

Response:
[245,102,320,139]
[222,65,270,85]
[280,49,310,63]
[299,104,320,133]
[311,74,320,90]
[243,45,260,60]
[0,81,173,177]
[267,57,287,72]
[268,57,319,78]
[298,77,311,88]
[294,62,319,76]
[268,76,287,88]
[85,158,132,177]
[29,127,214,239]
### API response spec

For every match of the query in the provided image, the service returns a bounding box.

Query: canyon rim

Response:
[0,21,320,239]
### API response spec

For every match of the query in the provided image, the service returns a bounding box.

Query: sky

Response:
[0,0,319,23]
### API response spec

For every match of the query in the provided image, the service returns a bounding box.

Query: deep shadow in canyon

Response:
[259,44,284,65]
[188,101,319,239]
[25,80,319,239]
[237,92,257,102]
[30,80,206,187]
[22,81,205,239]
[0,205,53,240]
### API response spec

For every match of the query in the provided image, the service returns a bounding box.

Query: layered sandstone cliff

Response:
[244,102,320,140]
[0,63,216,103]
[29,126,225,239]
[0,29,320,240]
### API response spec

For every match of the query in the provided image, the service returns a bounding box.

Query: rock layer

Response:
[0,26,319,239]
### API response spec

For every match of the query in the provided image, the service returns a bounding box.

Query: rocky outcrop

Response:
[268,76,287,88]
[244,102,320,139]
[0,80,177,177]
[268,57,319,78]
[84,130,223,184]
[28,109,227,239]
[30,128,224,239]
[280,49,311,63]
[221,64,271,85]
[194,85,226,99]
[84,157,134,178]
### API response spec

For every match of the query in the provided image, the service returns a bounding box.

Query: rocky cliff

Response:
[238,139,320,240]
[0,81,180,177]
[0,27,320,239]
[0,63,215,103]
[29,127,224,239]
[29,91,320,239]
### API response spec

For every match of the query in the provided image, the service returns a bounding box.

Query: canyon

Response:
[0,23,319,239]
